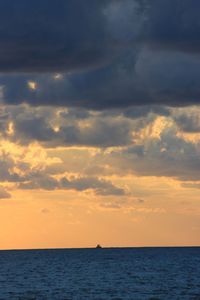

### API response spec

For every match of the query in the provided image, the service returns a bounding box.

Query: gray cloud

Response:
[2,103,200,184]
[2,103,200,189]
[174,112,200,133]
[25,118,131,148]
[123,106,170,119]
[0,187,11,199]
[0,145,127,196]
[103,127,200,181]
[1,105,134,147]
[0,1,199,109]
[0,156,22,182]
[1,49,200,109]
[19,175,126,196]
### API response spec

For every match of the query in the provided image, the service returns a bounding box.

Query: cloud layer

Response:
[0,0,200,108]
[1,104,200,199]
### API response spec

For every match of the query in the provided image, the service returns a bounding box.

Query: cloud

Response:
[2,103,200,188]
[61,176,126,196]
[0,155,22,182]
[19,175,126,196]
[182,183,200,189]
[1,49,200,109]
[0,0,199,73]
[0,1,199,109]
[0,134,127,196]
[1,105,133,147]
[144,0,200,53]
[41,208,50,214]
[136,198,145,204]
[123,106,170,119]
[0,187,11,199]
[0,0,113,73]
[174,111,200,133]
[14,116,132,147]
[101,125,200,181]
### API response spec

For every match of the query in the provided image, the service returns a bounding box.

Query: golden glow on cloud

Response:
[27,81,38,90]
[138,116,174,142]
[6,122,14,136]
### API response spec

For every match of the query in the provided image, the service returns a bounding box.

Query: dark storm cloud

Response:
[0,0,199,73]
[144,0,200,53]
[2,50,200,109]
[0,0,200,109]
[0,0,111,72]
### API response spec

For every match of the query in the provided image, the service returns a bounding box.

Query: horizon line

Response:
[0,245,200,252]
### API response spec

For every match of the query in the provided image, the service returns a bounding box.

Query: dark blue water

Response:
[0,247,200,299]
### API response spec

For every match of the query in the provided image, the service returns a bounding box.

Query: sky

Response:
[0,0,200,249]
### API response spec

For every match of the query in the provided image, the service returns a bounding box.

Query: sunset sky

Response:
[0,0,200,249]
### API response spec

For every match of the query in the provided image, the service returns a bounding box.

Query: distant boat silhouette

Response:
[96,244,102,249]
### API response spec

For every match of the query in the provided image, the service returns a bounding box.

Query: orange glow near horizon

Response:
[0,176,200,250]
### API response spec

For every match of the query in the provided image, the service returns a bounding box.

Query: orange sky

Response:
[0,181,200,250]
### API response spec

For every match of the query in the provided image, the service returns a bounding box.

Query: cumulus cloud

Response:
[0,105,134,147]
[1,103,200,184]
[173,110,200,133]
[0,142,126,197]
[1,107,200,195]
[0,155,22,182]
[14,115,132,147]
[98,125,200,182]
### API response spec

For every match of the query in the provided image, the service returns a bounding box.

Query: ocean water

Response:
[0,247,200,300]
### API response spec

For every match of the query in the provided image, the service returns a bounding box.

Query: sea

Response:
[0,247,200,300]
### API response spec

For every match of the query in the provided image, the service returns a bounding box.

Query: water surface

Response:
[0,247,200,299]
